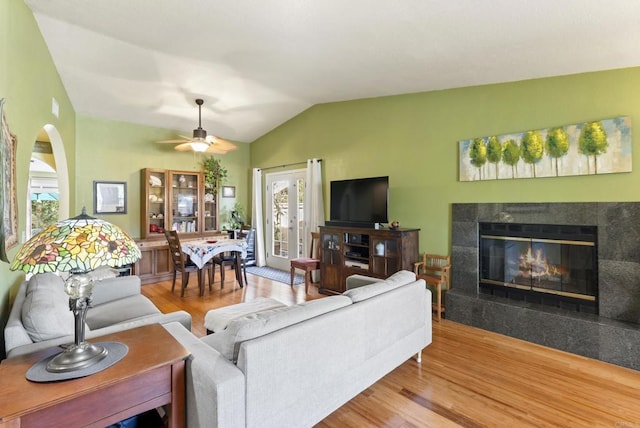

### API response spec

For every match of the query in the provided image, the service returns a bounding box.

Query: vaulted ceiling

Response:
[25,0,640,143]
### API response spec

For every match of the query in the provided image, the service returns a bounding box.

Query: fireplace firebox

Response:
[479,222,598,314]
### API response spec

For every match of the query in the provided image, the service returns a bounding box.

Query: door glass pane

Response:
[296,177,305,258]
[272,179,289,257]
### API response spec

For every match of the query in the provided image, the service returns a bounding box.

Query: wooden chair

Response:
[414,253,451,322]
[290,232,321,293]
[213,227,255,286]
[164,230,210,297]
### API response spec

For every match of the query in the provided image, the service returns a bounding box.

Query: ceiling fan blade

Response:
[209,137,238,151]
[205,146,229,154]
[174,143,196,151]
[156,139,190,144]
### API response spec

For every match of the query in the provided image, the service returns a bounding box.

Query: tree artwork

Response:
[502,139,520,178]
[520,130,544,178]
[486,136,502,180]
[469,137,487,180]
[545,127,570,176]
[458,116,630,181]
[578,121,608,174]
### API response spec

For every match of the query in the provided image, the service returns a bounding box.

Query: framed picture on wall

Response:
[222,186,236,198]
[94,181,127,214]
[0,98,18,262]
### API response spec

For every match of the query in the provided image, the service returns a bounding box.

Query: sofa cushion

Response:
[342,270,416,303]
[21,273,75,342]
[203,295,352,362]
[91,275,142,306]
[86,295,160,330]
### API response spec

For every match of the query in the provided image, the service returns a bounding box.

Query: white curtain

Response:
[252,168,266,266]
[304,159,325,270]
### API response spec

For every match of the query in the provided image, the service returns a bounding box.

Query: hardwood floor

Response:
[142,271,640,427]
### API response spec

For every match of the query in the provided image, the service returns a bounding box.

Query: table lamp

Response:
[10,208,141,374]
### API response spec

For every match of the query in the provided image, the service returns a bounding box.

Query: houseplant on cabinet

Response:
[201,156,228,198]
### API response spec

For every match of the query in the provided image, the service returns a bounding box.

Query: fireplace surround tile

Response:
[449,202,640,371]
[598,202,640,262]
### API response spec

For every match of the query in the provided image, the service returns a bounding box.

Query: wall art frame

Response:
[0,98,18,263]
[94,181,127,214]
[459,116,632,181]
[221,185,236,198]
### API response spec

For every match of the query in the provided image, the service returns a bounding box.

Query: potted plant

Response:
[201,156,228,197]
[221,203,246,232]
[229,202,246,230]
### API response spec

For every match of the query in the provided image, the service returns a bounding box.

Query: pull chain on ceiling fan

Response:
[155,98,238,154]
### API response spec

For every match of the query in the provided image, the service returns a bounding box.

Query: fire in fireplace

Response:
[479,222,598,313]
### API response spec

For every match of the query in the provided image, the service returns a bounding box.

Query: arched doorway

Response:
[26,125,69,239]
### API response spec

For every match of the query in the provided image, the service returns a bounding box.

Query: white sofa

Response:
[4,272,192,357]
[164,270,431,428]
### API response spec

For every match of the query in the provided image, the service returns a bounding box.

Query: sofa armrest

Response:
[4,309,33,355]
[91,276,142,306]
[345,274,385,290]
[163,322,246,428]
[7,311,192,358]
[4,281,32,355]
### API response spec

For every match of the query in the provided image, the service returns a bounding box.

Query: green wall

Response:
[0,0,76,353]
[251,67,640,254]
[76,116,251,238]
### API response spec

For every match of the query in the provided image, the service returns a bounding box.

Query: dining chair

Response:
[289,232,321,293]
[164,230,210,297]
[413,253,451,322]
[213,227,255,286]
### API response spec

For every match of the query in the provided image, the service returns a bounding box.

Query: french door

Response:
[265,169,306,271]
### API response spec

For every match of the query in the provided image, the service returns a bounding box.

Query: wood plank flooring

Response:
[142,271,640,427]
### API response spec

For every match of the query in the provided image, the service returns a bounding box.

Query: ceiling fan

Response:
[156,99,237,154]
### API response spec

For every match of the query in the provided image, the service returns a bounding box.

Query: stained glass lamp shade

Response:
[11,208,141,373]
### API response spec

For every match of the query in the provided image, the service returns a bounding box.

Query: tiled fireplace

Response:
[447,203,640,371]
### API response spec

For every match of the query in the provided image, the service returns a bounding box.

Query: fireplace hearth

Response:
[479,222,598,313]
[447,202,640,371]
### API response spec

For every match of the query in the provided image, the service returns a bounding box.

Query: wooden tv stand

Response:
[319,225,420,294]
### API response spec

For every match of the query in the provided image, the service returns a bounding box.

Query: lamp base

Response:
[46,342,108,373]
[27,342,128,382]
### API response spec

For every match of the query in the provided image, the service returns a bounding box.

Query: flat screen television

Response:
[328,176,389,227]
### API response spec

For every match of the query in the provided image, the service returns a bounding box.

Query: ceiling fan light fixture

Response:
[155,98,237,154]
[191,141,209,152]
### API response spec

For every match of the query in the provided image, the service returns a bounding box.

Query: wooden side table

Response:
[0,324,190,428]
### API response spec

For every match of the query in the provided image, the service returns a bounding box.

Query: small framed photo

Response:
[94,181,127,214]
[221,185,236,198]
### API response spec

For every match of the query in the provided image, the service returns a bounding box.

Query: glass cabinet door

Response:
[169,172,200,234]
[143,169,167,238]
[371,239,399,276]
[203,188,218,232]
[322,233,341,265]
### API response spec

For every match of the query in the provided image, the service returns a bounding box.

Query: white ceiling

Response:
[25,0,640,143]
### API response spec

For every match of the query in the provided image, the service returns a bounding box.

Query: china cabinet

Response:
[136,168,226,283]
[140,168,220,238]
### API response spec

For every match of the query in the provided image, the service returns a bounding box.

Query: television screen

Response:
[330,176,389,225]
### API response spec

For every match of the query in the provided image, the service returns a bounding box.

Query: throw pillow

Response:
[21,273,75,342]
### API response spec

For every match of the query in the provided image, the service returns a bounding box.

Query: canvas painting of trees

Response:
[458,116,631,181]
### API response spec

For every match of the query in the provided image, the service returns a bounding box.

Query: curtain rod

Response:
[257,158,322,171]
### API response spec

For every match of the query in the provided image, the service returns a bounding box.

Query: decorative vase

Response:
[375,241,385,256]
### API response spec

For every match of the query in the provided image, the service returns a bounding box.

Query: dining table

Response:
[181,238,248,293]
